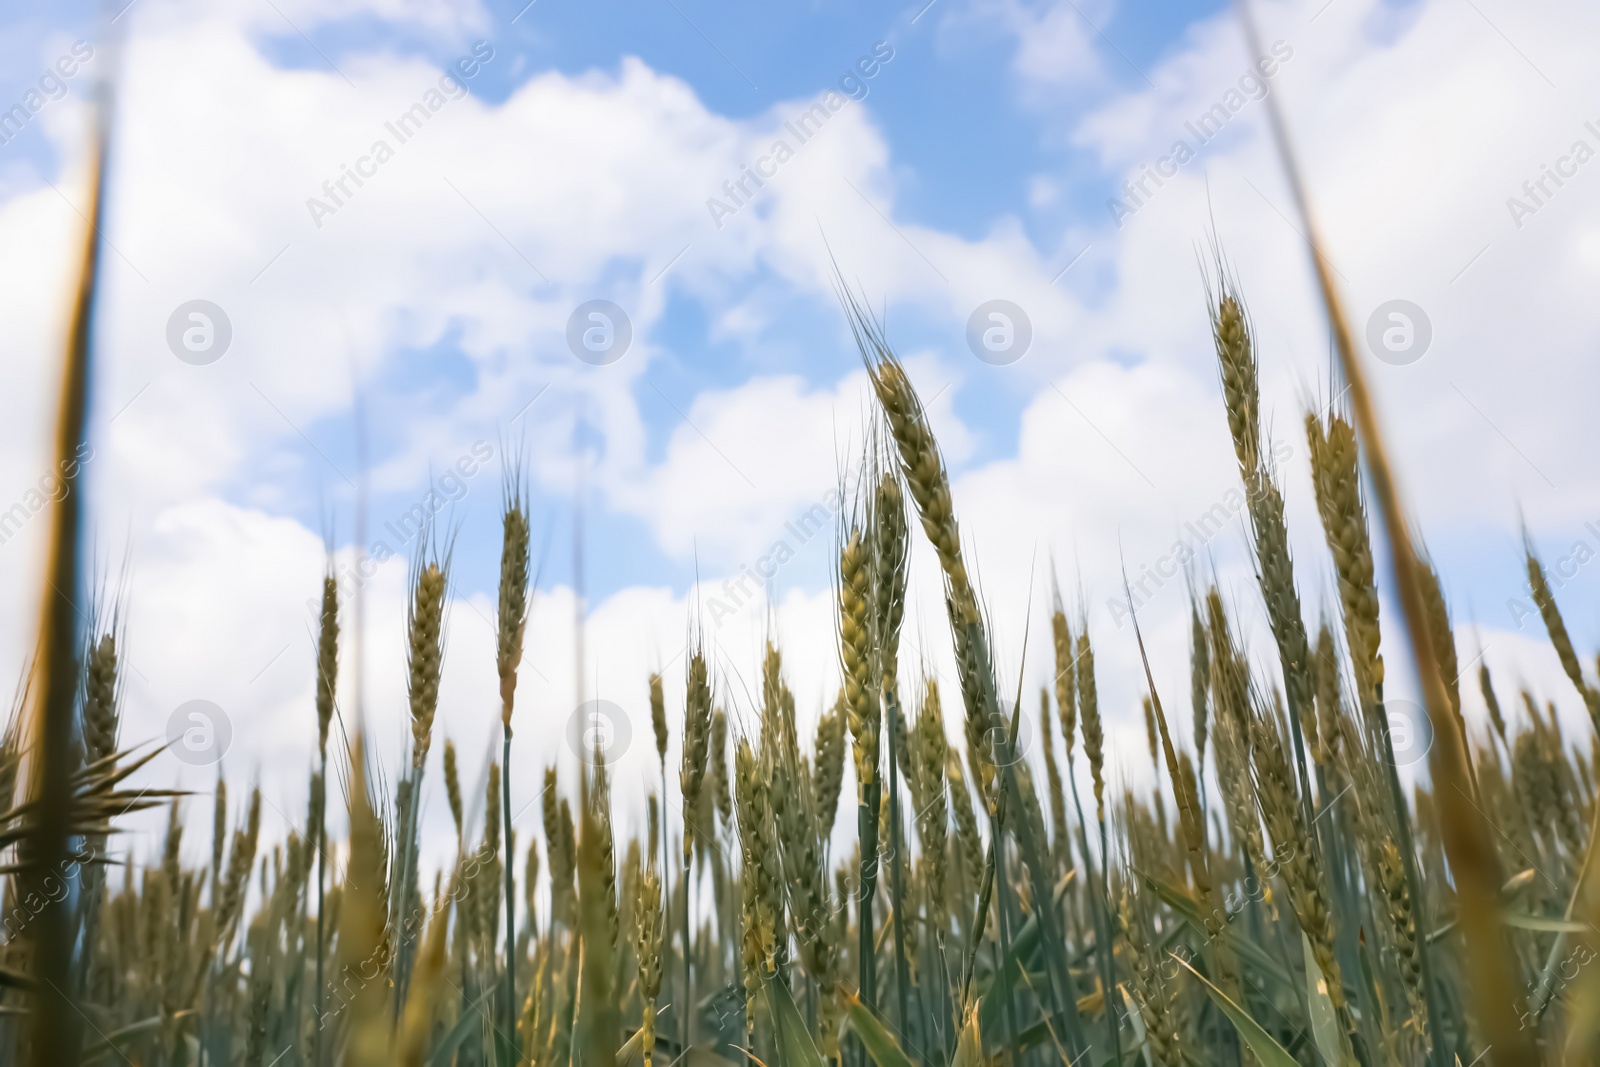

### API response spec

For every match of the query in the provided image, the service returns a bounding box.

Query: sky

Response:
[0,0,1597,862]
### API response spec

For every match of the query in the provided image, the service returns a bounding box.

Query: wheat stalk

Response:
[1211,278,1317,824]
[24,79,109,1067]
[812,694,847,840]
[839,526,878,792]
[911,681,950,937]
[1039,688,1070,868]
[634,864,664,1067]
[1306,411,1384,710]
[733,738,778,1043]
[1118,876,1177,1067]
[1248,695,1345,1015]
[680,650,712,865]
[404,560,447,771]
[338,741,392,1067]
[1077,630,1106,838]
[1252,32,1531,1049]
[677,647,711,1050]
[312,572,338,1067]
[1479,661,1508,748]
[494,490,532,1048]
[1527,546,1600,732]
[1190,601,1210,768]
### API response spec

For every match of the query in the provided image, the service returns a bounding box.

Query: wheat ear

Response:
[634,865,664,1067]
[406,561,447,769]
[1527,546,1600,731]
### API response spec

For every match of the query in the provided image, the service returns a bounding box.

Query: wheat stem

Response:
[1251,15,1531,1051]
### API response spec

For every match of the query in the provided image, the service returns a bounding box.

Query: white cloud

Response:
[959,0,1107,95]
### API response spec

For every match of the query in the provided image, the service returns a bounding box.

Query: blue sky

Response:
[0,0,1595,840]
[206,0,1236,605]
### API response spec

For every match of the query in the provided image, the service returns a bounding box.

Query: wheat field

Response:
[5,22,1599,1067]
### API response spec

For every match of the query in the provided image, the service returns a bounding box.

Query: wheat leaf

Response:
[1173,954,1298,1067]
[767,974,826,1067]
[844,994,914,1067]
[1301,931,1343,1067]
